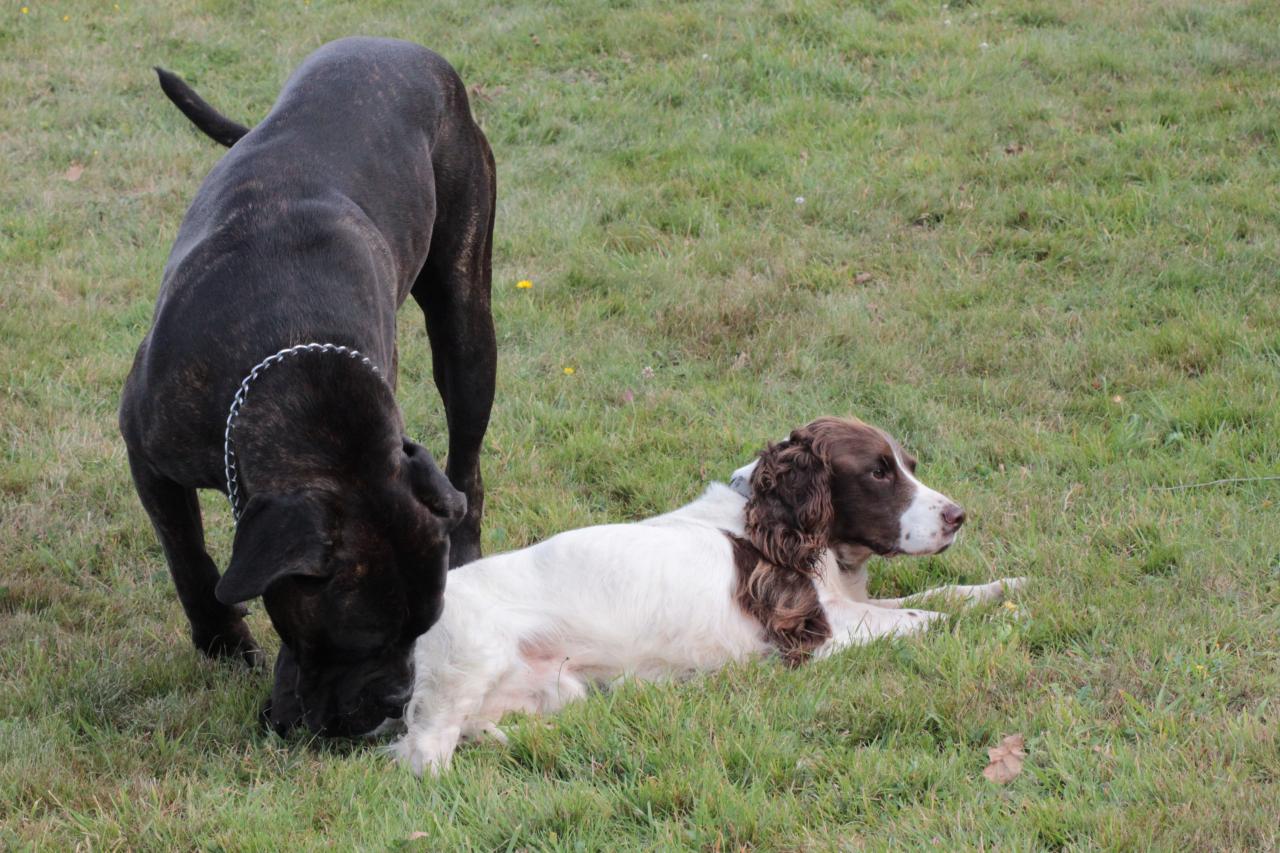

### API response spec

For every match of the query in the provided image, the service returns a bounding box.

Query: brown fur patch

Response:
[728,534,831,666]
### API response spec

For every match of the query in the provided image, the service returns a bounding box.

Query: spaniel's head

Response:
[742,417,965,571]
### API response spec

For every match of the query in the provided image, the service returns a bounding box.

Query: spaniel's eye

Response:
[871,466,890,481]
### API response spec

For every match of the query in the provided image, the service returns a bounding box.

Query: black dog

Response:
[119,38,496,737]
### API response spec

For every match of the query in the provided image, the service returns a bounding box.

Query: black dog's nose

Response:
[941,503,966,531]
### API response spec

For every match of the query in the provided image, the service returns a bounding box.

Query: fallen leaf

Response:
[982,734,1026,783]
[853,272,873,285]
[407,831,430,840]
[64,163,85,182]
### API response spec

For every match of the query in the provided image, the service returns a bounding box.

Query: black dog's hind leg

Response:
[126,449,262,665]
[413,130,497,569]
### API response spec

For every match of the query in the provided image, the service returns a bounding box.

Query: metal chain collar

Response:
[223,342,386,522]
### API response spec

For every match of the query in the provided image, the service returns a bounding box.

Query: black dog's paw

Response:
[193,618,264,668]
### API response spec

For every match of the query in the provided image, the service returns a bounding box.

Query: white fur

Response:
[892,446,959,555]
[393,483,1023,775]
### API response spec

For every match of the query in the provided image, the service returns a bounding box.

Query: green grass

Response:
[3,0,1280,848]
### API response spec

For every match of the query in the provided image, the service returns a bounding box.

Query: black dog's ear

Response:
[400,439,467,526]
[216,492,331,605]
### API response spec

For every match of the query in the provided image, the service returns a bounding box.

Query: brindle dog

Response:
[119,38,496,737]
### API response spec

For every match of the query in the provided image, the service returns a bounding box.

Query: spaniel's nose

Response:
[941,503,966,532]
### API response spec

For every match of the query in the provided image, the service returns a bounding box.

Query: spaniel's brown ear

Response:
[729,535,831,666]
[744,427,833,572]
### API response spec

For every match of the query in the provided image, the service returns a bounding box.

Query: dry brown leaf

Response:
[982,733,1026,783]
[853,272,874,285]
[407,831,430,841]
[64,163,85,182]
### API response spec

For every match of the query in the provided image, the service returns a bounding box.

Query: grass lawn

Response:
[3,0,1280,848]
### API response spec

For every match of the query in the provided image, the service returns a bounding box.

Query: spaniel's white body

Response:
[393,478,1022,775]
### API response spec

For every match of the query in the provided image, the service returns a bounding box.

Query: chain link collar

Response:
[223,343,386,522]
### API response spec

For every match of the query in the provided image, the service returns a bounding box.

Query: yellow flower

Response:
[1003,601,1018,611]
[21,6,29,14]
[516,279,533,289]
[62,14,70,21]
[562,367,575,375]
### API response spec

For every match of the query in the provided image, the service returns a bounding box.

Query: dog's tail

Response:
[154,67,250,148]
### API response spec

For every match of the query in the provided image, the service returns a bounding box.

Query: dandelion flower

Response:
[63,14,70,21]
[1003,601,1018,611]
[516,279,533,289]
[21,6,29,14]
[563,366,575,375]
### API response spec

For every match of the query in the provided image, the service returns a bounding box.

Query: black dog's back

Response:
[156,38,475,293]
[130,38,488,472]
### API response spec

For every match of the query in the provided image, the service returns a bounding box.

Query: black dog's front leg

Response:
[126,449,262,665]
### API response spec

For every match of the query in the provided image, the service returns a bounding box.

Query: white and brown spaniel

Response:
[393,417,1025,774]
